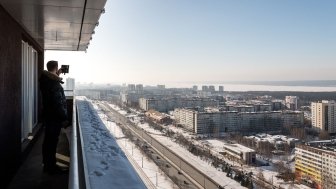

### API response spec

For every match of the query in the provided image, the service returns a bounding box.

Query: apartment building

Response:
[65,78,76,90]
[174,108,196,131]
[286,96,298,110]
[295,140,336,188]
[139,97,219,112]
[194,111,239,134]
[283,111,305,127]
[311,100,336,134]
[221,143,256,165]
[219,86,224,92]
[174,108,303,135]
[272,100,285,111]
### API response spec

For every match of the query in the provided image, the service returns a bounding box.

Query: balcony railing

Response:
[67,92,146,189]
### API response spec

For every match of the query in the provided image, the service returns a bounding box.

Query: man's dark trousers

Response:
[42,121,62,168]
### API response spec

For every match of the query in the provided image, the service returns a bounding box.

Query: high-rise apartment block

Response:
[128,84,136,91]
[285,96,298,110]
[136,84,143,94]
[202,85,209,91]
[311,100,336,134]
[208,85,215,92]
[65,78,75,90]
[295,140,336,188]
[219,86,224,92]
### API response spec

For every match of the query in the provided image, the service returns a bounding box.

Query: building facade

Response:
[221,143,256,165]
[174,109,303,135]
[65,78,75,90]
[283,111,304,127]
[311,100,336,134]
[219,86,224,92]
[286,96,298,110]
[139,97,219,112]
[295,140,336,188]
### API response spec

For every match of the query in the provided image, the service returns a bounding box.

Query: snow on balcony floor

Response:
[77,97,146,189]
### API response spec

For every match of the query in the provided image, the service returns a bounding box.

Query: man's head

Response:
[46,60,58,72]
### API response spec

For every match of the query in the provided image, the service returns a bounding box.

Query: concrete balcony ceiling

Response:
[0,0,106,51]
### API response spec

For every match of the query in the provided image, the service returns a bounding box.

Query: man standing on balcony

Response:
[40,60,68,174]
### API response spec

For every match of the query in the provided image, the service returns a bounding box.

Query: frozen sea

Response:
[162,81,336,92]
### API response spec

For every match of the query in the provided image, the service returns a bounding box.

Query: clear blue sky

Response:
[46,0,336,85]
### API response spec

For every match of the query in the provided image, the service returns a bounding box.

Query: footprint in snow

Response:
[91,170,105,177]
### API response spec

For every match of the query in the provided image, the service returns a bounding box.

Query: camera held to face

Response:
[60,65,69,74]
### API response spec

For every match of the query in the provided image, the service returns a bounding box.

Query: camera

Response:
[60,65,69,74]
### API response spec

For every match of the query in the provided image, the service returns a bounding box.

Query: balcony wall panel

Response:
[0,4,44,188]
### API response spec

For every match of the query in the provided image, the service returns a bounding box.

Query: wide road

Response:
[98,103,201,189]
[98,102,228,189]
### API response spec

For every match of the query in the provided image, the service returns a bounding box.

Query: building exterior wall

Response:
[283,111,304,127]
[327,101,336,133]
[140,97,218,112]
[295,144,336,188]
[0,5,44,188]
[286,96,298,110]
[222,144,256,164]
[312,101,336,133]
[174,109,291,135]
[65,78,75,90]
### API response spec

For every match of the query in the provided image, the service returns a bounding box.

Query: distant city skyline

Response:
[46,0,336,84]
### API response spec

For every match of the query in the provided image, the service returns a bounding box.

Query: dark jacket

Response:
[40,70,67,122]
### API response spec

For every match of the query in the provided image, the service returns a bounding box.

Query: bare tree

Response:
[319,130,331,140]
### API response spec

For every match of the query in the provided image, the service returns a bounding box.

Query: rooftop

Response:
[223,143,255,153]
[305,140,336,152]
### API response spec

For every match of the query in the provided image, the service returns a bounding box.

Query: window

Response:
[21,41,38,141]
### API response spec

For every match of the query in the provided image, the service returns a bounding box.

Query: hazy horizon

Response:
[46,0,336,84]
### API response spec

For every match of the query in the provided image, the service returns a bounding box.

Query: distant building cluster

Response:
[295,140,336,188]
[311,100,336,134]
[244,134,300,150]
[76,90,100,99]
[196,85,224,96]
[173,108,304,135]
[139,97,219,112]
[120,84,145,106]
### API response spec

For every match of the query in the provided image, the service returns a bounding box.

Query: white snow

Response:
[76,98,146,189]
[103,101,312,189]
[95,103,178,189]
[104,121,179,189]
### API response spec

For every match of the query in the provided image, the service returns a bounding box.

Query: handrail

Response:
[76,101,91,189]
[69,97,79,189]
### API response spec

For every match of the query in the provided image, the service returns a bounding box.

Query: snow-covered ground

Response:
[76,98,146,189]
[104,101,313,189]
[104,102,245,189]
[93,103,178,189]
